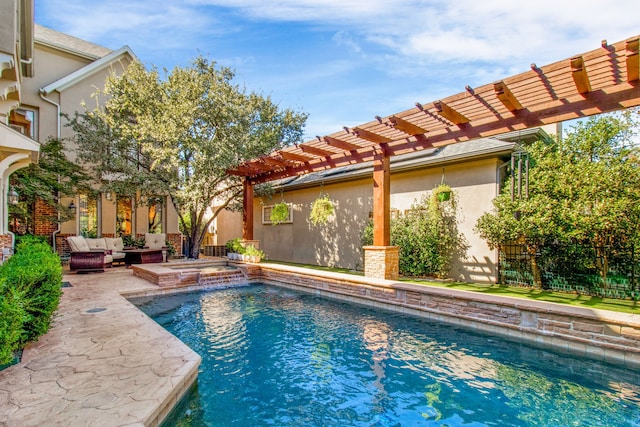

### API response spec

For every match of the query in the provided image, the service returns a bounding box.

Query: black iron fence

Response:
[498,243,640,300]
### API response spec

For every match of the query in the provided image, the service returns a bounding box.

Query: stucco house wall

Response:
[16,25,182,251]
[253,154,500,282]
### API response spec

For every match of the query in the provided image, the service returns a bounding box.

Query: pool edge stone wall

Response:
[251,263,640,368]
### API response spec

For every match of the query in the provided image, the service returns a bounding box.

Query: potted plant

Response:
[309,194,335,226]
[226,237,244,260]
[433,183,452,202]
[244,245,265,263]
[270,202,290,225]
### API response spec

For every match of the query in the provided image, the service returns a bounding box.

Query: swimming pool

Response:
[131,285,640,426]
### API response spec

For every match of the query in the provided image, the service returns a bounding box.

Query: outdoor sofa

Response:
[66,236,126,272]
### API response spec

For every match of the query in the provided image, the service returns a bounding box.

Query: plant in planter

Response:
[226,237,245,260]
[432,183,452,203]
[244,245,265,263]
[270,202,290,225]
[309,194,335,226]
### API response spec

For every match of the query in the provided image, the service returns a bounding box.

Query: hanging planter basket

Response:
[270,202,290,225]
[433,184,452,203]
[309,194,335,226]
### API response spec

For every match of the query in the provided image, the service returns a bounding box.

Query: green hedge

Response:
[0,236,62,365]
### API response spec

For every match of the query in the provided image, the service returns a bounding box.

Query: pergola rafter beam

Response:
[493,81,523,112]
[323,136,361,151]
[279,151,313,163]
[261,156,290,167]
[627,38,639,82]
[571,55,592,94]
[352,127,393,144]
[389,115,428,136]
[433,100,469,125]
[299,144,335,157]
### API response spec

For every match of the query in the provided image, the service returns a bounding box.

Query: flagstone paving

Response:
[0,268,201,427]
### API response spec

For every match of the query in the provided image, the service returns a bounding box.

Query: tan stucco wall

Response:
[18,40,180,237]
[250,156,500,282]
[213,208,242,245]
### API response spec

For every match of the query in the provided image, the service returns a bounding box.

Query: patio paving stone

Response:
[0,267,201,427]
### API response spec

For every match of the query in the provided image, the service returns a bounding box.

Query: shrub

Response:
[0,280,27,365]
[0,237,62,364]
[122,234,145,248]
[360,193,467,278]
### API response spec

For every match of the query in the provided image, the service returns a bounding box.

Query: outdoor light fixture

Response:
[104,191,112,201]
[7,188,19,205]
[68,201,76,210]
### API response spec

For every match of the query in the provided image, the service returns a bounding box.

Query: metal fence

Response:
[498,243,639,300]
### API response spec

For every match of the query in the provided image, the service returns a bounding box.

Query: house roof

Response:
[35,24,112,60]
[34,24,111,60]
[272,136,518,191]
[39,45,137,95]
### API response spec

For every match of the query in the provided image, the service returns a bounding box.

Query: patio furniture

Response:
[123,248,163,266]
[144,233,168,262]
[86,237,126,265]
[66,236,113,273]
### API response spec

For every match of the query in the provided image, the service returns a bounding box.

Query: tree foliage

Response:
[9,138,91,234]
[68,57,307,257]
[475,109,640,285]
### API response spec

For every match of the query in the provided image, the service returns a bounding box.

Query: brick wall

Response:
[33,199,58,236]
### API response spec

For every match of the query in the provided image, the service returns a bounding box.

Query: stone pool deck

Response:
[0,268,201,427]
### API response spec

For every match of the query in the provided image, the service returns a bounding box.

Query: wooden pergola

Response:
[229,35,640,279]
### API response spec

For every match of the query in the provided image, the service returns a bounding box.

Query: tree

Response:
[9,138,91,235]
[475,109,640,286]
[68,57,307,258]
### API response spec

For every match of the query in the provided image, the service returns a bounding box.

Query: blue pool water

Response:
[130,285,640,426]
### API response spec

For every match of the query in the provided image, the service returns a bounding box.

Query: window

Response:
[116,196,132,236]
[8,108,37,139]
[79,193,98,237]
[262,204,293,224]
[148,197,164,233]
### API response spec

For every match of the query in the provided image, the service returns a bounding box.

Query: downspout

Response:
[39,89,62,252]
[496,160,510,197]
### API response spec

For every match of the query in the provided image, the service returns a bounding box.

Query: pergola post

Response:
[242,178,259,248]
[363,151,399,280]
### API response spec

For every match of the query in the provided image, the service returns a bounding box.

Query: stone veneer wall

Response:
[363,246,399,280]
[245,264,640,368]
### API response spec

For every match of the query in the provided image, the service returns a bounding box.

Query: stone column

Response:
[363,245,399,280]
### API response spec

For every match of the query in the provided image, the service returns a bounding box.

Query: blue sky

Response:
[35,0,639,141]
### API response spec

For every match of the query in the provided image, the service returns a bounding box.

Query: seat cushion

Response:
[67,236,90,252]
[86,238,108,250]
[105,237,124,252]
[145,233,166,250]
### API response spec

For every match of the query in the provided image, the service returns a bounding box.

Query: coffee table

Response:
[123,249,164,266]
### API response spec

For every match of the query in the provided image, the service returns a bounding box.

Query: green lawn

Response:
[264,260,640,314]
